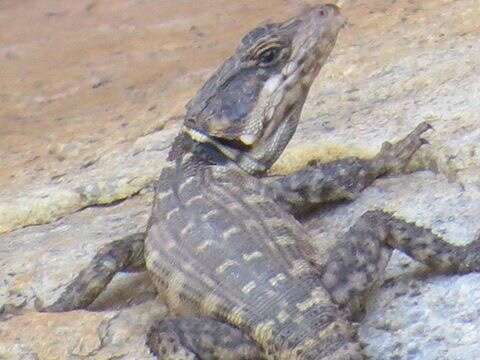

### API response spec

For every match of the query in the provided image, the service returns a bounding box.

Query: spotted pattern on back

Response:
[145,156,355,356]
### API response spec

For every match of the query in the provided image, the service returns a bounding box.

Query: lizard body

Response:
[39,4,480,359]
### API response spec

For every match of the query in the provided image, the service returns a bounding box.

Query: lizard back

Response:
[145,155,356,358]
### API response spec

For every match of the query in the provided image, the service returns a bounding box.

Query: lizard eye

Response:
[257,47,281,66]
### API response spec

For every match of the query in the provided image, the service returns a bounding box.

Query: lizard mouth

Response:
[183,125,269,172]
[183,126,250,151]
[183,126,246,155]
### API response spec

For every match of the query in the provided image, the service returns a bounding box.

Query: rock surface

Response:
[1,0,480,359]
[304,172,480,360]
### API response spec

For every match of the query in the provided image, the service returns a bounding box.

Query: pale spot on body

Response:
[178,176,195,193]
[180,222,194,236]
[185,194,203,206]
[289,259,311,276]
[264,218,284,229]
[223,227,241,240]
[317,320,349,342]
[201,209,218,221]
[264,74,283,94]
[254,320,275,343]
[276,309,290,323]
[276,236,296,247]
[243,251,264,262]
[242,281,257,294]
[297,287,330,311]
[197,239,213,252]
[269,273,287,287]
[216,259,237,274]
[226,200,242,211]
[227,306,247,326]
[166,207,179,221]
[296,296,317,312]
[244,193,268,204]
[307,173,323,190]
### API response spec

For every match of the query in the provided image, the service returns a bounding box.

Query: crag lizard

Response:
[38,4,480,359]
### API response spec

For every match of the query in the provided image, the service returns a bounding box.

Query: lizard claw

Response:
[373,121,433,175]
[406,121,433,138]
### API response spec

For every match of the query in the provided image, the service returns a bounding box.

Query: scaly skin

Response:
[37,4,480,360]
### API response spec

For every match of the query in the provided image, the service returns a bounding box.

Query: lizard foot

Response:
[372,121,432,175]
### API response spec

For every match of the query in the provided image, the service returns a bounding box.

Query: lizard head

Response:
[182,4,345,174]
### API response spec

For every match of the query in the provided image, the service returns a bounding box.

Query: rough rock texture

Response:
[1,0,480,359]
[0,127,176,234]
[303,172,480,359]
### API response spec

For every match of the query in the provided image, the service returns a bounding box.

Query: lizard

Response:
[37,4,480,359]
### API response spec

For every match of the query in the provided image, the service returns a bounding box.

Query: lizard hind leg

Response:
[318,209,480,318]
[318,210,394,318]
[146,317,263,360]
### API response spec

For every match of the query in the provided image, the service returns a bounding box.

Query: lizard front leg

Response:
[37,232,146,312]
[263,122,431,216]
[147,316,262,360]
[316,209,480,318]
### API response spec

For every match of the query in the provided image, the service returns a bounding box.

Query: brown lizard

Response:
[38,4,480,359]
